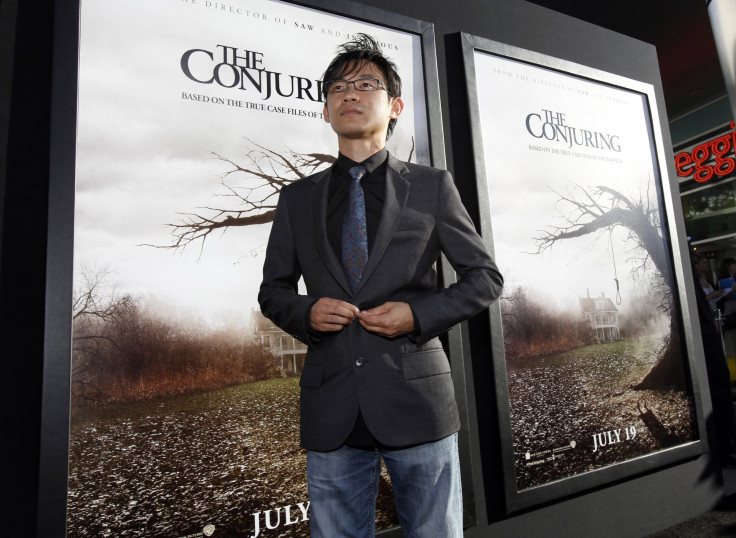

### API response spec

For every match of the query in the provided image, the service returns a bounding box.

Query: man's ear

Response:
[323,102,330,123]
[389,96,404,119]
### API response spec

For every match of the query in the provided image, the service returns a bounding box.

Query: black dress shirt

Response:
[326,148,388,259]
[328,148,388,449]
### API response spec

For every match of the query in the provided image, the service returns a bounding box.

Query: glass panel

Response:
[681,178,736,243]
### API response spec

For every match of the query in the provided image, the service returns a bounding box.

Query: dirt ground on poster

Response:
[508,338,697,490]
[67,377,398,537]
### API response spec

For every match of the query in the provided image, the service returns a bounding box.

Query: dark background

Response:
[1,0,726,535]
[526,0,725,121]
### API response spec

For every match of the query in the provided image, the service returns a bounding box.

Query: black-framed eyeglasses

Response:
[325,77,387,95]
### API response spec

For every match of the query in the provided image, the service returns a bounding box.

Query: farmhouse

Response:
[250,308,306,374]
[579,291,620,343]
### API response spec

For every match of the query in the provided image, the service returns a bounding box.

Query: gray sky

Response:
[74,0,430,325]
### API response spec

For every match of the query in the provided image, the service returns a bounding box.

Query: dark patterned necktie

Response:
[342,165,368,293]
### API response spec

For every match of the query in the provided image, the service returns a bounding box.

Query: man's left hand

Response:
[356,302,414,338]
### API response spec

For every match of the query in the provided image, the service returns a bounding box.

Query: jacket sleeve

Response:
[408,171,503,343]
[257,187,317,344]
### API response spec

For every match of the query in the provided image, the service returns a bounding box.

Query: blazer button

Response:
[355,357,365,367]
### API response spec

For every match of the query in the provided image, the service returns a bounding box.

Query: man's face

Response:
[322,62,403,143]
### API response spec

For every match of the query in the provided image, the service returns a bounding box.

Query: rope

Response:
[609,229,622,305]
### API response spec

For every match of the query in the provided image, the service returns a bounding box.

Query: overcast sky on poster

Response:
[74,0,429,325]
[473,52,668,315]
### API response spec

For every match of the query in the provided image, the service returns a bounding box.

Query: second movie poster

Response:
[469,48,699,502]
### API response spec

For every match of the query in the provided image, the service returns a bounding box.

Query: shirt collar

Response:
[334,148,388,177]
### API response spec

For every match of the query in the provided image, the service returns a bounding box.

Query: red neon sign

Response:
[675,121,736,183]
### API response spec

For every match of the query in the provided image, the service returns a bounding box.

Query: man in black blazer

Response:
[258,34,502,537]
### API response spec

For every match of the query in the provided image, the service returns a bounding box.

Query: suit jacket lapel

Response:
[312,167,353,294]
[354,155,410,295]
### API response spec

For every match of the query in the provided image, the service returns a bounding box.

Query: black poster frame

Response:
[38,1,476,536]
[459,32,709,513]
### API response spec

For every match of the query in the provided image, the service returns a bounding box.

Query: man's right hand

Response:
[309,297,360,332]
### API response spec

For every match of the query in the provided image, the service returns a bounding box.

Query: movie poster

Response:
[67,1,431,535]
[471,51,698,496]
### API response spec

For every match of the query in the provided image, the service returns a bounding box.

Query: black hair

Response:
[693,252,715,285]
[719,257,736,280]
[322,33,402,138]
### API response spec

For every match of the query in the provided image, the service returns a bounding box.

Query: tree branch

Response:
[534,183,666,277]
[150,139,335,254]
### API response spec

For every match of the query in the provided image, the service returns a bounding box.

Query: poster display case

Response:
[460,33,707,512]
[45,1,450,535]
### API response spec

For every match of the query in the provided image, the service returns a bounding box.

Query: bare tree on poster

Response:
[535,182,683,390]
[72,265,134,403]
[154,138,415,253]
[158,139,336,254]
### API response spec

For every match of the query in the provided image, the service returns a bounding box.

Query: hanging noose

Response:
[609,229,622,305]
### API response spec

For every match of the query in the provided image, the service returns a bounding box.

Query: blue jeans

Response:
[306,433,462,538]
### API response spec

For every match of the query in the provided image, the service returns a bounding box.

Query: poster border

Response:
[39,1,452,535]
[458,32,710,513]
